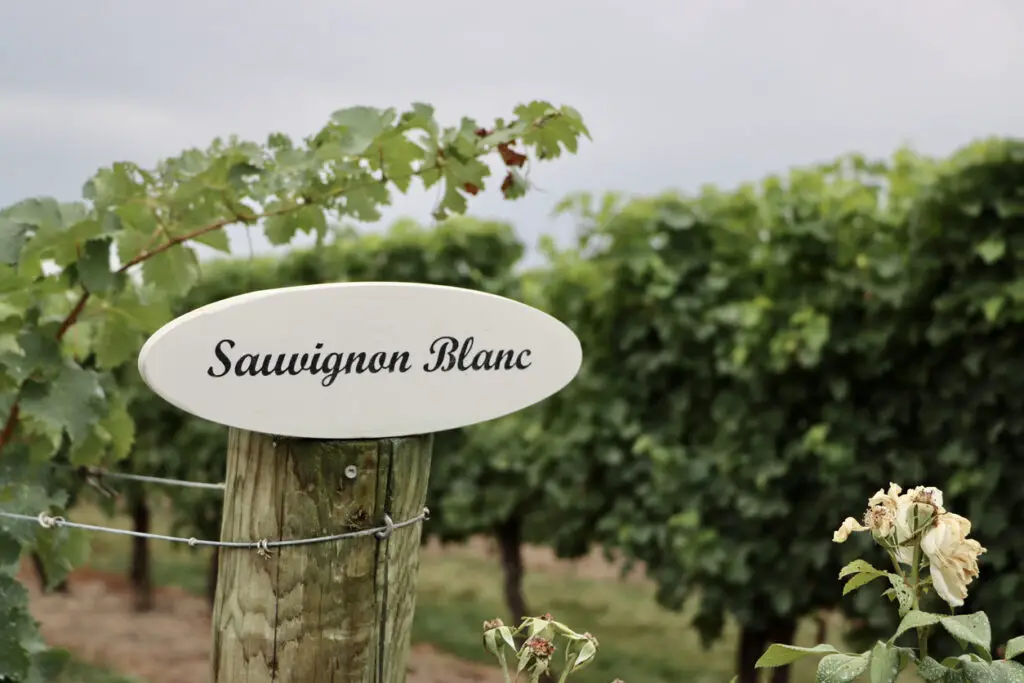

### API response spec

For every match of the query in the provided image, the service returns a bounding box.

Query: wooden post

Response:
[137,282,582,680]
[211,428,433,683]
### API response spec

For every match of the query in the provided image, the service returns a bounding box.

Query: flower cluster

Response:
[755,482,1019,682]
[833,483,986,608]
[482,612,600,681]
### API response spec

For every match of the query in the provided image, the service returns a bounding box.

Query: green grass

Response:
[66,501,844,683]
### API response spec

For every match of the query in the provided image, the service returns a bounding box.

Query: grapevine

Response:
[0,99,589,681]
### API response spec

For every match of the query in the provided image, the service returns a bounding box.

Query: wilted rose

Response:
[895,487,942,540]
[920,512,986,608]
[867,482,903,512]
[834,482,903,544]
[833,483,951,559]
[833,516,869,543]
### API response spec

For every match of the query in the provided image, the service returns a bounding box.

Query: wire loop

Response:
[375,514,395,540]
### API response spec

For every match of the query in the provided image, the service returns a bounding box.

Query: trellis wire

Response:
[3,464,426,556]
[52,463,225,491]
[0,507,430,559]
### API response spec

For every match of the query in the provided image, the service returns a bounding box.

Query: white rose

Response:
[920,512,986,608]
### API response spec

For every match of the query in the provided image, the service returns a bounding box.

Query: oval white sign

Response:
[137,282,583,439]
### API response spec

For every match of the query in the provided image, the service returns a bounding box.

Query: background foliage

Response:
[537,140,1024,682]
[117,137,1024,683]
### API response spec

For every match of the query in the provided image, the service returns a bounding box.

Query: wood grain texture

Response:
[211,429,433,683]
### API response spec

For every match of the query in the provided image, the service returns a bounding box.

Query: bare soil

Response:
[23,563,502,683]
[22,537,639,683]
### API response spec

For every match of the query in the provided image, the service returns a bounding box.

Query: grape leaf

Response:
[19,365,105,445]
[398,102,439,135]
[0,529,20,574]
[84,163,149,210]
[93,300,148,370]
[0,300,23,325]
[516,102,588,159]
[0,618,31,680]
[76,237,118,294]
[192,225,231,252]
[33,526,90,591]
[7,198,74,275]
[66,386,134,466]
[343,182,390,222]
[140,244,199,296]
[0,475,64,545]
[6,197,63,232]
[24,648,71,683]
[264,211,299,245]
[100,393,135,461]
[0,217,29,265]
[114,227,152,267]
[330,106,394,155]
[67,428,107,467]
[0,328,63,385]
[0,575,33,680]
[264,205,328,246]
[116,205,161,237]
[113,285,174,334]
[376,132,426,192]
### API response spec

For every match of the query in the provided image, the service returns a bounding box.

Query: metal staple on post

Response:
[374,514,395,540]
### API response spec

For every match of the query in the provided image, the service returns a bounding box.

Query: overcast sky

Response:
[1,0,1021,262]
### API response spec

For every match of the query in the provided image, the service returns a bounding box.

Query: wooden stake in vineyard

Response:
[137,282,582,683]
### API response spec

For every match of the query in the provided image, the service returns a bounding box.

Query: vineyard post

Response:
[211,430,433,682]
[136,281,583,683]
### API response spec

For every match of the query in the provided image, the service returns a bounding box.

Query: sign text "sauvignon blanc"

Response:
[206,335,533,387]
